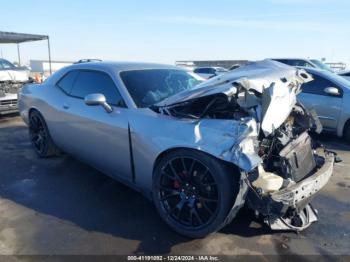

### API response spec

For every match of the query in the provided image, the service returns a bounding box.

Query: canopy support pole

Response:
[47,36,52,75]
[17,43,21,66]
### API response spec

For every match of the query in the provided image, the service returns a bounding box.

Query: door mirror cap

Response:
[324,87,340,96]
[84,93,113,113]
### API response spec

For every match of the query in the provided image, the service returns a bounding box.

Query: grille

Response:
[0,99,17,106]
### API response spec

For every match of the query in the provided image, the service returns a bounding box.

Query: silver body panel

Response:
[17,61,324,197]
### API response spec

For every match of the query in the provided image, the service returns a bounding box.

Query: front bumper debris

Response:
[268,203,318,231]
[271,150,334,208]
[248,150,334,231]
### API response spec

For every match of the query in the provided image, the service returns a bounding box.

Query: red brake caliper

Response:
[173,180,180,189]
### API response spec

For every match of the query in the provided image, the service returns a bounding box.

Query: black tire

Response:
[344,121,350,144]
[28,110,59,157]
[152,149,239,238]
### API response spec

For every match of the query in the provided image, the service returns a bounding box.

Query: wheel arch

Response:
[28,107,40,116]
[342,117,350,137]
[152,147,240,178]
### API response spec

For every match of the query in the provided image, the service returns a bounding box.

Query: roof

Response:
[66,61,179,71]
[45,61,181,84]
[0,31,48,44]
[270,58,311,60]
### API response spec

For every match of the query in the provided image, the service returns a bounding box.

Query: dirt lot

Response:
[0,114,349,257]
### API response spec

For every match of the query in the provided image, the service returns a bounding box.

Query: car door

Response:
[298,73,343,132]
[55,69,132,181]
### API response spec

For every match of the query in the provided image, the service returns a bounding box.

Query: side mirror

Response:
[84,93,113,113]
[324,87,340,97]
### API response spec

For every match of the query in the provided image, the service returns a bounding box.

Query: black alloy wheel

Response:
[159,156,219,227]
[29,110,59,157]
[153,149,238,238]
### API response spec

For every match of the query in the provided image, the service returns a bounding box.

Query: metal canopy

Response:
[0,31,52,74]
[0,31,48,44]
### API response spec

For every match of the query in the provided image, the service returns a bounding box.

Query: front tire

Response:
[152,149,239,238]
[344,122,350,144]
[29,110,59,157]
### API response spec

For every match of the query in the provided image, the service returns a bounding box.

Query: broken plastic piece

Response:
[252,165,283,193]
[268,204,318,231]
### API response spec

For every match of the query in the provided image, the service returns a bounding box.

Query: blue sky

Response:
[1,0,350,66]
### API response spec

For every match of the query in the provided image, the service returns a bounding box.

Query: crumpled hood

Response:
[157,60,313,136]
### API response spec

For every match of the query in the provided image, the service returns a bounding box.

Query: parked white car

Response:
[0,58,30,115]
[193,67,228,79]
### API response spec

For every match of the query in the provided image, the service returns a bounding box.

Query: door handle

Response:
[63,103,70,109]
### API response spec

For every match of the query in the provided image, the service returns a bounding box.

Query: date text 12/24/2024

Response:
[128,256,219,261]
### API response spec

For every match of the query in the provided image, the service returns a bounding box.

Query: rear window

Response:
[57,71,79,94]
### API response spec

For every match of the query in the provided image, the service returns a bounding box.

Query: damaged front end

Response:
[154,60,335,231]
[0,81,25,97]
[0,69,31,114]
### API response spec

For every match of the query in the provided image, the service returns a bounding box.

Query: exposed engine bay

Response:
[153,60,335,231]
[0,63,31,98]
[0,81,25,97]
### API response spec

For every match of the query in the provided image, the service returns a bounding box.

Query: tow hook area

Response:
[268,204,318,231]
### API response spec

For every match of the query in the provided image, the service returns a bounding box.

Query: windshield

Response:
[310,59,333,72]
[120,69,203,107]
[0,59,15,69]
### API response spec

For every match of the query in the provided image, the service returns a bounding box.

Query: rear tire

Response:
[28,110,59,157]
[152,149,239,238]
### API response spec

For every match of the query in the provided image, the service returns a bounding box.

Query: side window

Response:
[194,68,203,74]
[70,71,126,107]
[301,74,339,95]
[56,71,79,94]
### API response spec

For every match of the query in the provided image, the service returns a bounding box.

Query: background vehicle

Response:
[228,64,241,71]
[18,60,334,238]
[193,67,228,79]
[298,67,350,142]
[338,70,350,81]
[0,58,30,115]
[271,58,333,72]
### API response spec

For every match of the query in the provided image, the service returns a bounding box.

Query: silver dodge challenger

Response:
[18,59,335,238]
